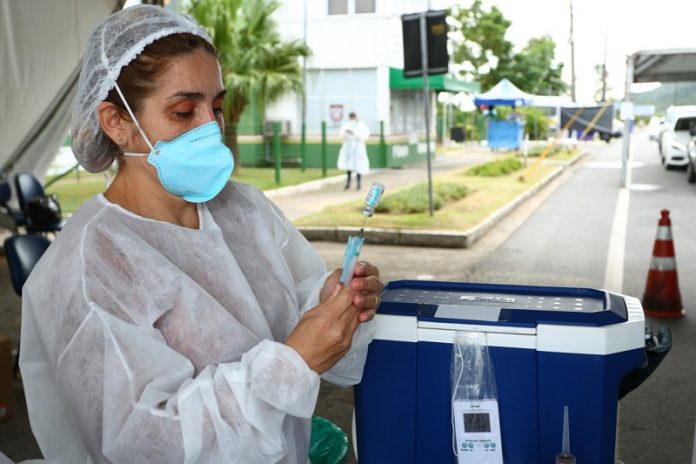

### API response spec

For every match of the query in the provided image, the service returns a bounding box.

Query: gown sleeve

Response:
[262,197,376,387]
[19,213,321,463]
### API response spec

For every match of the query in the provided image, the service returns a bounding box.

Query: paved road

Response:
[311,131,696,463]
[2,134,693,462]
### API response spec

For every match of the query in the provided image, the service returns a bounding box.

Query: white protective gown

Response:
[19,181,374,464]
[337,120,370,175]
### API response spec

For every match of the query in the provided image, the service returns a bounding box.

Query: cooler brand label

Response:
[459,296,516,303]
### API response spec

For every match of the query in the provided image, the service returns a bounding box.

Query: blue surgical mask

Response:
[116,84,234,203]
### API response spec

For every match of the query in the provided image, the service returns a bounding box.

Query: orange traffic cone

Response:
[642,210,684,318]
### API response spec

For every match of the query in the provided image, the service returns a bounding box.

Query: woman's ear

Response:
[97,101,129,149]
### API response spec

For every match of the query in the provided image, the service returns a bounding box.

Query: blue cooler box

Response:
[354,280,646,464]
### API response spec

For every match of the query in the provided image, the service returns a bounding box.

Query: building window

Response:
[355,0,375,13]
[328,0,348,15]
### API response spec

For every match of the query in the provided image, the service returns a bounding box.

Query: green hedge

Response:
[466,157,523,177]
[376,182,469,214]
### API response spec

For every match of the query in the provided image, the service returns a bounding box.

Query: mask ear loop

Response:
[113,82,156,154]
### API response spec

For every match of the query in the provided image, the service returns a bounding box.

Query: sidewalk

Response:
[266,145,494,221]
[266,145,584,248]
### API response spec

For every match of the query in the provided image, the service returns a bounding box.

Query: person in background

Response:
[19,5,382,463]
[337,112,370,190]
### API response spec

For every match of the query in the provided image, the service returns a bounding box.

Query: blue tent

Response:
[474,78,532,108]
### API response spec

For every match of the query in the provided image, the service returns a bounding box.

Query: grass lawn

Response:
[522,145,579,161]
[46,166,343,214]
[46,171,108,214]
[236,167,342,191]
[295,163,556,231]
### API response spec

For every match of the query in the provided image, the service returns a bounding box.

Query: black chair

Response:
[14,172,64,233]
[0,172,25,231]
[4,234,51,377]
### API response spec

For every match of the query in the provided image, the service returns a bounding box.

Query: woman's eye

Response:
[213,108,224,118]
[174,111,193,119]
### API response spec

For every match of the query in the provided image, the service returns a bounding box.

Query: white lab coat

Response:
[19,181,374,463]
[337,120,370,175]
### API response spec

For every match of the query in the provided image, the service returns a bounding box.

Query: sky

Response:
[138,0,696,102]
[475,0,696,102]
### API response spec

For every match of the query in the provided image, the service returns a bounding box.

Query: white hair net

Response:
[70,4,213,173]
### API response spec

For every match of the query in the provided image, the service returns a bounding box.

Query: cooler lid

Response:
[379,280,628,328]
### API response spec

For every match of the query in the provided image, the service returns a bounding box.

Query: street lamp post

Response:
[419,12,434,217]
[620,54,635,188]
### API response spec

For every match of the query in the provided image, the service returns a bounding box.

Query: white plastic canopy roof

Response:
[632,48,696,83]
[473,78,532,108]
[0,0,121,179]
[620,48,696,188]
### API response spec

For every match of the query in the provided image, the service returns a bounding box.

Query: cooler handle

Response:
[619,325,671,400]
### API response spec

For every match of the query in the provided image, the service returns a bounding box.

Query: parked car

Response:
[659,111,696,168]
[687,128,696,183]
[647,116,665,142]
[660,106,696,155]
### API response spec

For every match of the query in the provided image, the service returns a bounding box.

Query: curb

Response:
[299,152,587,248]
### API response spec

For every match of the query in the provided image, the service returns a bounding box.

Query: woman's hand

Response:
[286,284,361,374]
[320,262,384,323]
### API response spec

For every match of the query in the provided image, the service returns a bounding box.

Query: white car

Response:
[647,116,664,141]
[659,113,696,168]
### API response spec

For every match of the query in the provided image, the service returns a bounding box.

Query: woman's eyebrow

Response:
[168,89,227,100]
[168,91,204,101]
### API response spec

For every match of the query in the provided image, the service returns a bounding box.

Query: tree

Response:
[450,4,567,96]
[593,63,610,102]
[187,0,310,165]
[507,36,567,96]
[450,0,514,91]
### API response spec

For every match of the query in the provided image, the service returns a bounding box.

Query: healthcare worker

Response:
[19,5,382,463]
[337,112,370,190]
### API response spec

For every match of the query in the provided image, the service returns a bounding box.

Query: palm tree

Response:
[187,0,310,166]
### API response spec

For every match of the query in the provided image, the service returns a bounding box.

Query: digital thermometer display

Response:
[463,413,491,433]
[453,399,503,464]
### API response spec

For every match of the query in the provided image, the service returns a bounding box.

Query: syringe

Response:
[339,182,385,285]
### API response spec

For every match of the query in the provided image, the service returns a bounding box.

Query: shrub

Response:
[376,182,469,214]
[466,157,523,177]
[525,145,559,157]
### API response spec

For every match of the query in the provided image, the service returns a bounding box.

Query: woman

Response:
[337,112,370,190]
[20,5,381,463]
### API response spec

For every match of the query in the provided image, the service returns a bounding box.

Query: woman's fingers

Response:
[353,293,380,309]
[287,291,362,373]
[353,261,380,278]
[319,269,343,303]
[359,309,376,323]
[350,275,384,294]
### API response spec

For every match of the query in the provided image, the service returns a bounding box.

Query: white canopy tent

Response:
[0,0,122,183]
[621,48,696,186]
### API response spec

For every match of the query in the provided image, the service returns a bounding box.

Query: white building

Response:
[270,1,468,130]
[243,0,477,167]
